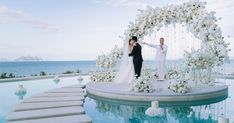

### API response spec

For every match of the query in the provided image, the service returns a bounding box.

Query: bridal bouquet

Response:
[133,76,153,93]
[168,80,190,94]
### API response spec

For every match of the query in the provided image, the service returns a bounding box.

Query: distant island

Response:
[14,56,43,61]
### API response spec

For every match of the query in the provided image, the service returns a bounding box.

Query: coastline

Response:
[0,73,89,83]
[1,72,234,83]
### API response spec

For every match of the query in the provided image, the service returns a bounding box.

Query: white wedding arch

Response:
[123,0,229,69]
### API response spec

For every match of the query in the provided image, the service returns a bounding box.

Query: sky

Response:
[0,0,233,61]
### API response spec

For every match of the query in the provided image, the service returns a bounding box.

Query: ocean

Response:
[0,60,233,77]
[0,61,96,76]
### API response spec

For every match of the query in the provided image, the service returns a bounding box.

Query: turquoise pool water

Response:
[0,77,233,123]
[0,76,90,123]
[84,79,234,123]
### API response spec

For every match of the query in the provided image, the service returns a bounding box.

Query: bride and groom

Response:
[114,36,168,84]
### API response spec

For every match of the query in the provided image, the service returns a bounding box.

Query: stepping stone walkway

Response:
[6,84,92,123]
[32,92,86,98]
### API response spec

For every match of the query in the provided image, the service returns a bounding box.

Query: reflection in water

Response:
[53,76,60,84]
[77,75,84,83]
[95,100,166,123]
[14,85,27,100]
[91,98,227,123]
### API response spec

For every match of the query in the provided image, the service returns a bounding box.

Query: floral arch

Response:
[123,0,229,69]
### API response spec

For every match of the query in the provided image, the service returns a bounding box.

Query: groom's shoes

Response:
[135,74,140,79]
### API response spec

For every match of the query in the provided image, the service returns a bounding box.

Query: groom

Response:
[129,36,143,78]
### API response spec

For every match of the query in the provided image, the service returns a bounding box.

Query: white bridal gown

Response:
[113,42,135,84]
[113,56,135,84]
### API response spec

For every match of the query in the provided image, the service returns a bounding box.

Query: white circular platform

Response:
[86,81,228,103]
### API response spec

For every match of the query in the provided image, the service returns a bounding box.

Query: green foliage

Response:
[76,69,81,73]
[31,74,38,76]
[0,73,16,79]
[62,70,74,74]
[40,71,46,76]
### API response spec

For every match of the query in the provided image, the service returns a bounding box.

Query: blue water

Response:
[0,61,96,76]
[84,79,234,123]
[0,60,233,123]
[0,76,90,123]
[0,60,234,77]
[0,76,233,123]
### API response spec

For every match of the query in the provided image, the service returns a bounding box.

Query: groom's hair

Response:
[131,36,138,42]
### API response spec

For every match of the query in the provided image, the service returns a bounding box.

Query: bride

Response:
[113,39,135,84]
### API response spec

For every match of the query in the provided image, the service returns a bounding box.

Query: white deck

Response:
[86,81,228,102]
[22,96,84,103]
[7,106,85,121]
[32,92,86,97]
[45,88,84,93]
[6,85,91,123]
[7,114,91,123]
[62,84,86,88]
[13,101,83,111]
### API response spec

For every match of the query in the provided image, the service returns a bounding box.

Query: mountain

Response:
[14,56,43,61]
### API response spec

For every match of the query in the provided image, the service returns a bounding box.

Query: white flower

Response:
[96,46,123,69]
[168,80,190,94]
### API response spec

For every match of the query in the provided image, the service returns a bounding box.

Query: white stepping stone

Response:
[7,114,91,123]
[22,96,84,103]
[62,84,86,89]
[45,88,84,93]
[32,92,85,98]
[13,101,83,112]
[6,106,85,121]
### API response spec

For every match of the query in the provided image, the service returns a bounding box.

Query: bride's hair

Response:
[129,39,131,45]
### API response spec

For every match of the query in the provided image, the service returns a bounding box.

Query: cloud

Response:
[0,4,60,32]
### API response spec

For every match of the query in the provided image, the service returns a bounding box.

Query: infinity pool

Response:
[84,79,234,123]
[0,77,233,123]
[0,76,89,123]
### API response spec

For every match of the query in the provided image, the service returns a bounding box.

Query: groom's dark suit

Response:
[129,43,143,78]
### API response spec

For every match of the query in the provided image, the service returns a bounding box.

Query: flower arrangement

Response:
[191,67,215,87]
[122,0,229,73]
[168,79,190,93]
[133,69,154,93]
[96,45,123,69]
[90,71,115,82]
[133,77,153,93]
[184,49,217,69]
[166,68,179,79]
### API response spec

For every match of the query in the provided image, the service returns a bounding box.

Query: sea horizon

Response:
[1,60,234,77]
